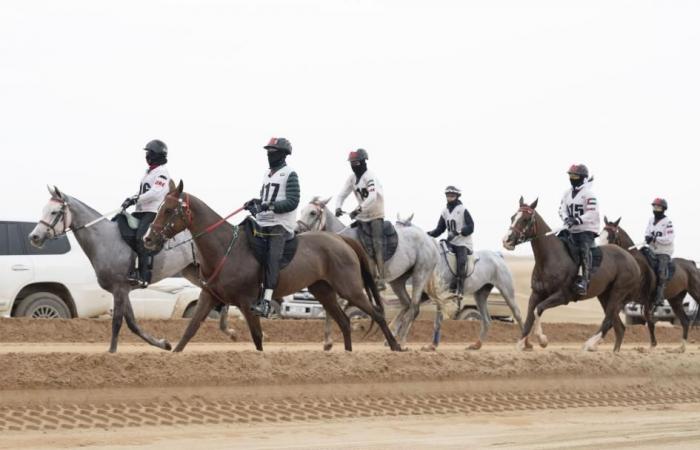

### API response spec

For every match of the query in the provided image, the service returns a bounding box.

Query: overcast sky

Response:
[2,0,699,257]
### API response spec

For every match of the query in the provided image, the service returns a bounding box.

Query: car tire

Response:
[457,308,482,321]
[15,292,71,319]
[183,302,221,320]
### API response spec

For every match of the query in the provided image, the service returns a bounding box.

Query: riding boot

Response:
[370,219,386,291]
[252,226,286,318]
[654,282,666,308]
[128,252,151,288]
[574,247,592,296]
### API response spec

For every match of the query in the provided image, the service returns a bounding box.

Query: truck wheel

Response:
[457,308,482,321]
[15,292,71,318]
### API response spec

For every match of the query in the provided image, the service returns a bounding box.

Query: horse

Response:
[143,181,402,352]
[296,197,439,348]
[502,197,641,352]
[601,216,700,352]
[26,186,234,353]
[395,213,524,350]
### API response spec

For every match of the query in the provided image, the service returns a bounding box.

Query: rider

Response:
[244,137,300,317]
[427,186,474,298]
[644,198,675,307]
[558,164,600,296]
[335,148,386,289]
[121,139,170,288]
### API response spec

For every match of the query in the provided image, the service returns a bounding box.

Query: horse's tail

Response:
[339,236,384,315]
[679,258,700,300]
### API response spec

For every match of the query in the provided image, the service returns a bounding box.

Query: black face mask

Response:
[146,151,167,166]
[446,198,461,210]
[267,151,286,169]
[653,211,666,221]
[570,177,584,188]
[351,161,367,178]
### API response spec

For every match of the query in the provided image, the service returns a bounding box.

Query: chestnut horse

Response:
[502,197,641,352]
[601,216,700,352]
[143,181,401,352]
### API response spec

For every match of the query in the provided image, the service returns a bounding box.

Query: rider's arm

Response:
[270,172,300,213]
[335,176,354,210]
[427,216,447,238]
[461,209,474,236]
[137,171,169,205]
[359,177,378,210]
[558,193,569,221]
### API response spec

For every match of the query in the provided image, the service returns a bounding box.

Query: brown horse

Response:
[502,197,641,352]
[143,180,401,352]
[601,216,700,352]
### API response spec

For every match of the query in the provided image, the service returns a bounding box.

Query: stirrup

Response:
[574,277,588,296]
[251,298,271,318]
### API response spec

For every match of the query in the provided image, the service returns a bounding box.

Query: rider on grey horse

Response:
[645,197,675,307]
[559,164,600,296]
[244,137,300,318]
[121,139,170,288]
[335,148,387,289]
[427,185,474,298]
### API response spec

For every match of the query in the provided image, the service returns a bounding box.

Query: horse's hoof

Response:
[467,341,482,351]
[227,329,238,341]
[161,340,172,351]
[323,343,333,352]
[421,344,437,352]
[537,335,549,348]
[582,345,598,352]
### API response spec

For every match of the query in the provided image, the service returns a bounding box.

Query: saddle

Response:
[439,240,478,278]
[112,212,141,253]
[354,220,399,262]
[639,247,676,280]
[244,218,299,270]
[557,231,603,274]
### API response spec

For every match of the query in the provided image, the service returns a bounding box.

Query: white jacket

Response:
[135,165,170,213]
[558,181,600,234]
[336,169,385,222]
[645,216,675,256]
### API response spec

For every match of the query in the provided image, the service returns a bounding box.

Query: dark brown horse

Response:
[143,181,401,352]
[502,197,641,352]
[601,216,700,352]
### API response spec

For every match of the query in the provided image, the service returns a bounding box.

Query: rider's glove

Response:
[121,195,137,210]
[349,208,361,220]
[645,235,654,244]
[335,208,344,218]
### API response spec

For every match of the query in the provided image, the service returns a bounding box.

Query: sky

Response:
[1,0,699,257]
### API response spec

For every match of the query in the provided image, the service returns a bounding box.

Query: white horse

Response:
[396,213,524,350]
[296,197,439,348]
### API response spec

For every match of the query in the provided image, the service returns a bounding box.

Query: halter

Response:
[296,200,327,232]
[508,206,539,246]
[40,199,72,239]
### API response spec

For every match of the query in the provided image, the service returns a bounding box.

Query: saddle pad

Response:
[640,247,676,280]
[356,220,399,262]
[112,213,138,252]
[245,218,299,271]
[439,241,479,277]
[557,232,603,274]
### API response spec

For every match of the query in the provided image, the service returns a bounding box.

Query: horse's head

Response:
[296,196,332,233]
[502,196,539,250]
[396,213,414,228]
[28,186,74,248]
[601,216,623,246]
[144,180,191,251]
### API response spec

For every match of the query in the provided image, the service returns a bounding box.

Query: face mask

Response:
[569,176,584,188]
[351,161,367,178]
[267,150,286,168]
[653,210,665,220]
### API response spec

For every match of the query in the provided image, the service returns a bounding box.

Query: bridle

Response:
[296,201,327,232]
[602,224,621,246]
[507,206,539,246]
[40,199,73,239]
[148,192,194,243]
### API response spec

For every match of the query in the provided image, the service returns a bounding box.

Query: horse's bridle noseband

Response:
[296,201,326,232]
[508,206,538,246]
[40,199,71,239]
[603,224,621,246]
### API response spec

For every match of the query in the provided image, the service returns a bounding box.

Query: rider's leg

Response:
[251,225,287,317]
[654,254,670,307]
[453,245,468,299]
[132,212,156,288]
[369,218,386,289]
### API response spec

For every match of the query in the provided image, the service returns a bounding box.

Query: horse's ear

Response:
[53,186,64,200]
[396,213,401,221]
[47,185,56,197]
[614,217,621,227]
[321,196,332,207]
[176,180,184,194]
[169,179,176,191]
[407,213,414,223]
[530,198,539,209]
[519,196,525,206]
[604,215,609,225]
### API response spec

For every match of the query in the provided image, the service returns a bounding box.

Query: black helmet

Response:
[264,137,292,155]
[651,198,668,210]
[144,139,168,155]
[567,164,589,178]
[348,148,369,162]
[444,185,461,196]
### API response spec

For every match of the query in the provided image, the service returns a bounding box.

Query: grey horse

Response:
[27,186,236,352]
[296,197,439,348]
[396,213,524,350]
